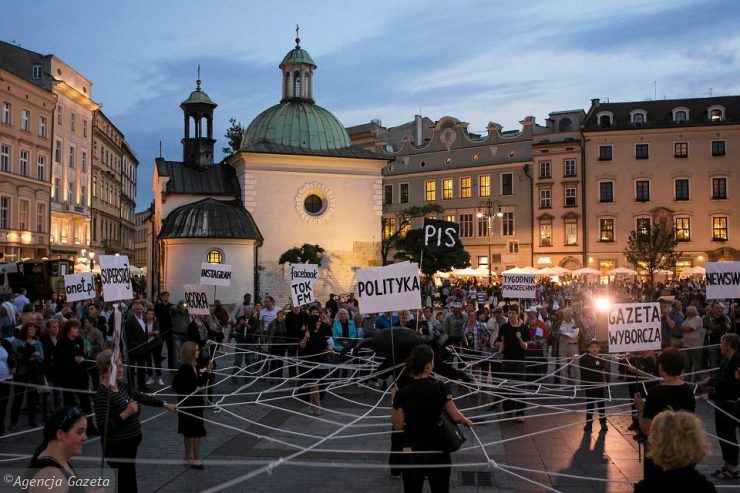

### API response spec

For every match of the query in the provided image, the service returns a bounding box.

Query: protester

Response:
[299,315,333,415]
[266,309,288,377]
[172,341,211,469]
[0,334,16,435]
[123,302,150,392]
[498,305,530,422]
[10,322,43,430]
[579,339,607,432]
[143,308,164,386]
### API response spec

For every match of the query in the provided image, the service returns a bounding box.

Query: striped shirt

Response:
[94,382,164,444]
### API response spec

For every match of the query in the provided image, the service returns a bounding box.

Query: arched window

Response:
[294,70,301,97]
[304,71,310,98]
[558,118,572,131]
[632,112,645,124]
[708,106,725,122]
[598,114,612,127]
[207,249,224,264]
[673,109,688,123]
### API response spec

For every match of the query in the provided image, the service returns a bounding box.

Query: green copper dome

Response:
[181,81,216,106]
[241,101,351,150]
[280,47,316,69]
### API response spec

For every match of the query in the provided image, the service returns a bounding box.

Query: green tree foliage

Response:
[624,224,681,297]
[222,118,245,158]
[393,228,470,277]
[278,243,325,265]
[381,204,444,266]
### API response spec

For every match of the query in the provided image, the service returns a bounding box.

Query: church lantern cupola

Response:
[180,70,217,168]
[279,26,317,103]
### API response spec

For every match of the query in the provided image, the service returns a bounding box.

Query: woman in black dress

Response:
[55,319,98,435]
[299,315,333,415]
[172,341,212,469]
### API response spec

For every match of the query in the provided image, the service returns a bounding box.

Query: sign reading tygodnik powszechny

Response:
[356,262,421,313]
[98,255,133,301]
[63,272,95,302]
[183,284,210,315]
[200,262,232,287]
[607,302,662,353]
[502,274,536,299]
[705,261,740,299]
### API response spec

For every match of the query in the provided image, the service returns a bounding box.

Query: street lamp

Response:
[476,199,503,285]
[80,249,95,271]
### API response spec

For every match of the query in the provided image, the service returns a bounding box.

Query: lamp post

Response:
[80,249,95,271]
[476,199,503,285]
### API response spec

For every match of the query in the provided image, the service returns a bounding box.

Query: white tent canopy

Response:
[571,267,602,276]
[609,267,638,275]
[681,266,706,276]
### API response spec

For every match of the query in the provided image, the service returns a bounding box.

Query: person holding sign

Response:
[553,308,582,383]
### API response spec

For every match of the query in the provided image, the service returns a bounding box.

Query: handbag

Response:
[436,411,466,453]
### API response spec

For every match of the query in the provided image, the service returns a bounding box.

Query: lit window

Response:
[636,218,651,236]
[675,218,690,242]
[599,219,614,242]
[460,177,471,199]
[713,217,728,241]
[539,223,552,246]
[206,249,224,264]
[425,181,436,201]
[478,176,490,197]
[383,217,396,239]
[565,222,577,246]
[442,179,453,200]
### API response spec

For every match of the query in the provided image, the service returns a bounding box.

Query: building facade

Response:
[91,110,124,256]
[121,140,137,257]
[134,208,150,270]
[583,96,740,275]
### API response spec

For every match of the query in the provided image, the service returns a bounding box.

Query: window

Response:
[598,114,612,127]
[539,223,552,246]
[92,217,97,241]
[1,102,10,125]
[565,222,577,245]
[80,185,86,206]
[460,177,471,199]
[56,107,62,126]
[39,116,47,138]
[70,112,76,132]
[19,200,29,230]
[502,212,514,236]
[54,140,62,163]
[712,178,727,199]
[599,219,614,242]
[81,151,87,173]
[21,110,30,131]
[564,187,577,207]
[563,159,576,177]
[599,182,614,203]
[67,185,73,203]
[501,173,513,195]
[0,144,9,172]
[36,203,45,233]
[68,146,75,167]
[635,180,650,202]
[673,110,688,123]
[19,150,28,176]
[507,240,519,253]
[442,178,453,200]
[206,249,224,264]
[0,197,9,229]
[709,108,724,122]
[632,112,645,125]
[674,142,688,158]
[675,217,690,241]
[539,161,551,178]
[399,220,411,238]
[599,145,613,161]
[675,179,689,200]
[383,184,393,205]
[83,120,88,138]
[713,217,728,241]
[478,176,490,197]
[53,178,60,201]
[459,213,473,238]
[32,64,42,79]
[478,256,488,269]
[635,144,649,159]
[400,183,409,204]
[37,155,45,181]
[445,214,455,223]
[539,189,551,208]
[636,217,651,236]
[712,140,726,156]
[477,215,488,237]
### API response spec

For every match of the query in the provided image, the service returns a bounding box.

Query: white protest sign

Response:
[200,262,232,286]
[285,263,319,285]
[705,262,740,299]
[607,302,662,353]
[183,284,210,315]
[356,262,421,313]
[63,272,95,302]
[502,274,536,299]
[98,255,133,301]
[290,280,315,306]
[109,307,122,386]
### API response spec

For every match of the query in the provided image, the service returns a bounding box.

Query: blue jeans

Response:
[172,334,186,368]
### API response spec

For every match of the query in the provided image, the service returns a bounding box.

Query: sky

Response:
[5,0,740,210]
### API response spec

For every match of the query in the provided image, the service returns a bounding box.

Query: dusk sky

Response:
[6,0,740,210]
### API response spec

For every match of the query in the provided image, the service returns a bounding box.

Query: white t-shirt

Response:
[260,306,281,331]
[559,319,579,342]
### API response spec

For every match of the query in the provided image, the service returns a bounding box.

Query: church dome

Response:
[280,47,316,69]
[241,100,352,150]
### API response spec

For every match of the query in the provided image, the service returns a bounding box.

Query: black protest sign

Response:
[423,219,461,254]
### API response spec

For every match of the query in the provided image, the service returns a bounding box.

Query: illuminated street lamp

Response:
[80,249,96,271]
[476,199,504,285]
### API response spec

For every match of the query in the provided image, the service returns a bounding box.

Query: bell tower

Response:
[280,26,317,103]
[180,68,217,168]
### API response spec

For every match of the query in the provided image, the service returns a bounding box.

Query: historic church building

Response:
[152,36,387,304]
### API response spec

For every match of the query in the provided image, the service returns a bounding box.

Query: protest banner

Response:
[502,274,536,299]
[705,261,740,299]
[356,262,421,313]
[109,307,122,387]
[423,218,461,254]
[290,280,315,306]
[63,272,95,302]
[98,255,133,301]
[607,302,662,353]
[200,262,232,287]
[285,263,319,285]
[183,284,210,315]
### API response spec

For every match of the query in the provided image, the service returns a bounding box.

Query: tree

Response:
[624,224,681,299]
[278,243,325,265]
[393,228,470,277]
[222,118,245,158]
[381,204,443,266]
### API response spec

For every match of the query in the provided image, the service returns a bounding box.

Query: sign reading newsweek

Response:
[63,272,95,302]
[705,262,740,299]
[200,263,232,287]
[98,255,133,301]
[423,219,461,254]
[356,262,421,313]
[607,302,662,353]
[502,274,536,299]
[285,263,319,285]
[183,284,210,315]
[290,280,315,306]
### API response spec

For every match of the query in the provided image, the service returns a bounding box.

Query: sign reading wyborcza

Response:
[607,302,662,353]
[423,219,461,254]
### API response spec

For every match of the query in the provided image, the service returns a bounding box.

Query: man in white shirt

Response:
[260,296,281,332]
[554,307,582,382]
[12,289,30,313]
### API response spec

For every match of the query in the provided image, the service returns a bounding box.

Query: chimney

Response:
[591,98,600,108]
[414,114,423,147]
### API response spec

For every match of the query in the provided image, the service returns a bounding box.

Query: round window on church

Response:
[304,194,324,216]
[206,249,224,264]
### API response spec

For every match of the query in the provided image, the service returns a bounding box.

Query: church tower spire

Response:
[180,69,218,168]
[279,27,317,103]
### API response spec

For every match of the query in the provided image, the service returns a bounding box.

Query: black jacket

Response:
[634,466,716,493]
[123,315,149,358]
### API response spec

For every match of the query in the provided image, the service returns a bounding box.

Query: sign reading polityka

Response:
[290,280,315,306]
[98,255,133,301]
[285,263,319,284]
[705,261,740,299]
[200,262,232,287]
[607,302,662,353]
[183,284,210,315]
[356,262,421,313]
[63,272,95,302]
[502,274,536,299]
